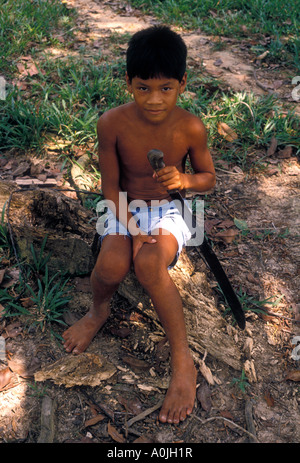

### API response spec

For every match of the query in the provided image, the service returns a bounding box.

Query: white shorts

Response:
[98,200,192,268]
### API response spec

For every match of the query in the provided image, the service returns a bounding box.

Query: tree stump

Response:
[1,180,242,370]
[1,180,96,276]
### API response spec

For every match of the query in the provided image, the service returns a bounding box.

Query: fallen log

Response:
[1,180,242,370]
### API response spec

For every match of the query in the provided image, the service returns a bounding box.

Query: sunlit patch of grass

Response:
[0,0,77,76]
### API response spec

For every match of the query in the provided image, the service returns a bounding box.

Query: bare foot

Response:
[159,355,197,424]
[62,306,110,354]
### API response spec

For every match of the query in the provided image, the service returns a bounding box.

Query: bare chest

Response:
[116,122,189,175]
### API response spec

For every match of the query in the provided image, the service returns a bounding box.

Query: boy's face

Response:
[126,73,187,124]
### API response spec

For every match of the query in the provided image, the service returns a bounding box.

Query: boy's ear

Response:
[179,72,188,94]
[125,72,132,92]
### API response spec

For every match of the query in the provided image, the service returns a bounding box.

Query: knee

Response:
[134,252,163,288]
[93,252,130,286]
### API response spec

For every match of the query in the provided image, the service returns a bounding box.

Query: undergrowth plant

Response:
[25,265,71,333]
[0,203,10,253]
[0,237,71,336]
[231,369,250,393]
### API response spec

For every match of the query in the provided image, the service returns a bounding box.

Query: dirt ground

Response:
[0,0,299,445]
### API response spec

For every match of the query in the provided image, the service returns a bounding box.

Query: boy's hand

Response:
[132,232,156,261]
[154,166,185,191]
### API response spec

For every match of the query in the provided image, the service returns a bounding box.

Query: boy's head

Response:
[126,26,187,83]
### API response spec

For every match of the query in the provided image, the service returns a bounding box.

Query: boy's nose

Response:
[147,91,163,105]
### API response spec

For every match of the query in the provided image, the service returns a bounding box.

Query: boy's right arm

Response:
[97,112,156,259]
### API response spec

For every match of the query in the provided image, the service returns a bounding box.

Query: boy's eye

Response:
[139,87,148,91]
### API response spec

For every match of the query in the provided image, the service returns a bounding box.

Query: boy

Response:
[63,26,216,424]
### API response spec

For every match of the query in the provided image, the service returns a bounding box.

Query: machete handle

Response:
[147,149,166,171]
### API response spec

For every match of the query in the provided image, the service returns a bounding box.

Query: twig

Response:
[261,310,299,323]
[253,70,274,94]
[80,390,115,421]
[191,413,259,443]
[125,398,164,429]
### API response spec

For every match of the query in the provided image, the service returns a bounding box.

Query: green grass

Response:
[129,0,300,70]
[0,55,129,153]
[1,51,298,165]
[179,78,299,168]
[0,0,77,76]
[0,0,298,164]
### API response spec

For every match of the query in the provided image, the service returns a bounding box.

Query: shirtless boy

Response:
[63,26,216,424]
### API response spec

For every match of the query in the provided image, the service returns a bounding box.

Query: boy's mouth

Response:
[147,109,164,115]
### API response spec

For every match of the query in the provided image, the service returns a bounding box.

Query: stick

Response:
[245,400,258,443]
[191,413,259,442]
[37,396,57,443]
[126,398,164,428]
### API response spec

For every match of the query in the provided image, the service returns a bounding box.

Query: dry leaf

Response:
[17,57,40,78]
[0,367,12,391]
[4,322,23,339]
[278,146,293,159]
[84,414,105,428]
[220,410,234,420]
[273,80,284,90]
[107,422,126,443]
[217,122,238,142]
[110,326,131,338]
[204,218,221,234]
[20,297,35,308]
[122,355,151,372]
[217,219,235,228]
[196,382,212,412]
[155,337,170,362]
[267,136,278,156]
[256,50,269,60]
[215,228,239,244]
[198,358,215,385]
[285,370,300,382]
[133,435,154,443]
[118,395,143,415]
[264,389,275,407]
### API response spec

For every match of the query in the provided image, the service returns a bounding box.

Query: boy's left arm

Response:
[156,118,216,193]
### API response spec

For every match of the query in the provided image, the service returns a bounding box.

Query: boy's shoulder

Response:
[175,106,206,132]
[98,103,133,125]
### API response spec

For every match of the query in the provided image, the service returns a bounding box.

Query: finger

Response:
[132,236,156,261]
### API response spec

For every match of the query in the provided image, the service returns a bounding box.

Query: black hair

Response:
[126,25,187,82]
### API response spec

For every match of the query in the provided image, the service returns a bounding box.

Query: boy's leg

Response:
[63,235,132,354]
[133,230,197,424]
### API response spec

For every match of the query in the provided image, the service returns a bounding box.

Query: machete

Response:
[147,149,245,330]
